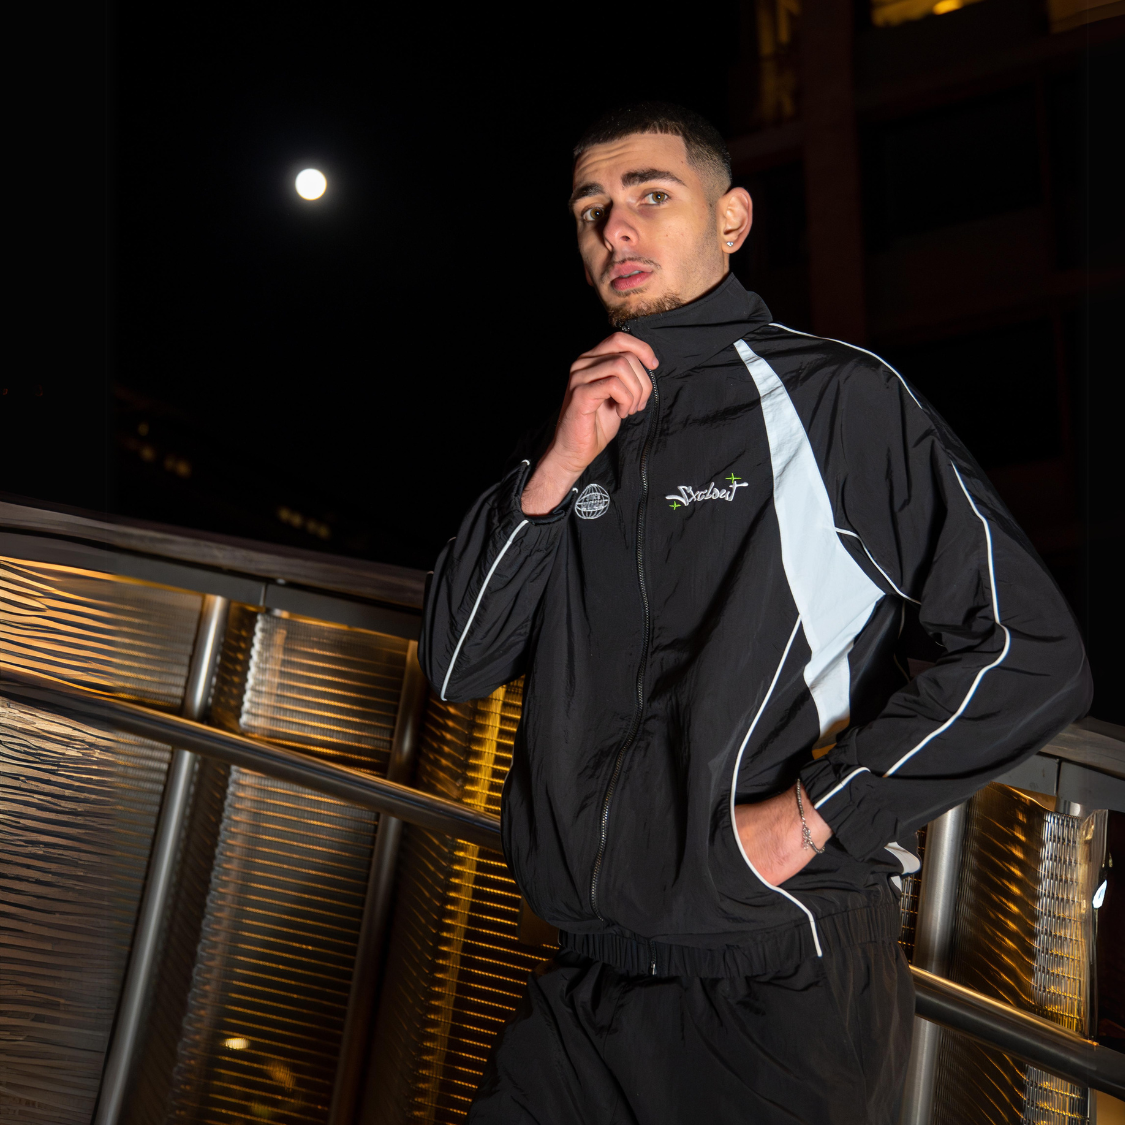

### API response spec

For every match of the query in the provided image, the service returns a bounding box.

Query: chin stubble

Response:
[606,291,685,330]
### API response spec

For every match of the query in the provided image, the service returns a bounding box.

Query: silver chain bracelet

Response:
[795,779,825,854]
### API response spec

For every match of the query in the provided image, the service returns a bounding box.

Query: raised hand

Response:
[521,333,657,516]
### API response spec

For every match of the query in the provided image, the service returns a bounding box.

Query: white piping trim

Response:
[439,520,530,701]
[768,322,925,412]
[728,616,823,957]
[768,321,1014,781]
[813,766,870,810]
[835,528,920,604]
[883,466,1010,776]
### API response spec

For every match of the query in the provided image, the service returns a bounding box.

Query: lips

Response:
[609,266,653,293]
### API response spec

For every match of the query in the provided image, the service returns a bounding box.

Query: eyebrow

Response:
[568,168,688,208]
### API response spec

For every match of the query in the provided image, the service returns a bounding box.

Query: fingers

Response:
[569,352,652,415]
[582,331,658,373]
[572,375,638,421]
[570,360,648,415]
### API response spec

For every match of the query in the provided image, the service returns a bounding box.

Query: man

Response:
[420,103,1091,1124]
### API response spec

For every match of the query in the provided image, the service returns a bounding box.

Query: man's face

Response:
[570,133,747,325]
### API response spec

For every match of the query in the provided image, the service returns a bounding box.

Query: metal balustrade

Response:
[2,495,1123,1124]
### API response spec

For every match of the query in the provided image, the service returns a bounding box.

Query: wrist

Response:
[794,781,832,852]
[521,447,583,516]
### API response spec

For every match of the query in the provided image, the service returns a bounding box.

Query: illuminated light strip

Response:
[728,616,823,957]
[440,520,530,701]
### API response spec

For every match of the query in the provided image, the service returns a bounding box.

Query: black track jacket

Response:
[421,275,1091,974]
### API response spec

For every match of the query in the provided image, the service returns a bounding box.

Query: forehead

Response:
[572,133,696,191]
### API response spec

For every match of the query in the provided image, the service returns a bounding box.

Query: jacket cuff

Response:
[508,459,576,526]
[798,745,899,862]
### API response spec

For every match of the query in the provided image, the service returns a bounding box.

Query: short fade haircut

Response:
[573,101,732,196]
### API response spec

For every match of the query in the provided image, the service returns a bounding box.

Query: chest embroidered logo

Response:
[575,482,611,519]
[666,473,747,510]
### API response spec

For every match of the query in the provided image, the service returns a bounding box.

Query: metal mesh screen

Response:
[0,697,172,1123]
[931,784,1104,1125]
[211,608,407,773]
[159,610,408,1124]
[897,825,927,963]
[0,557,202,707]
[364,680,552,1125]
[0,559,200,1122]
[168,771,377,1123]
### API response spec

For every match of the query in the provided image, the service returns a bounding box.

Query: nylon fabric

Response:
[468,937,915,1125]
[421,273,1090,967]
[732,338,882,739]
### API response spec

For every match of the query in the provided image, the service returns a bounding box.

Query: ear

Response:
[717,186,752,255]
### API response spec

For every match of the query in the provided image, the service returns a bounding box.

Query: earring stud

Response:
[726,241,735,246]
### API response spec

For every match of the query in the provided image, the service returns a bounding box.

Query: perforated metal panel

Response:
[931,784,1104,1125]
[146,609,409,1125]
[211,608,407,773]
[0,559,201,1122]
[169,771,376,1122]
[0,698,172,1123]
[0,557,202,707]
[364,680,551,1125]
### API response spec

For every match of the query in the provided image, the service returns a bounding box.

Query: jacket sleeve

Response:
[419,459,571,703]
[798,361,1093,861]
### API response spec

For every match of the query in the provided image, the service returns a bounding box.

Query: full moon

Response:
[295,169,327,201]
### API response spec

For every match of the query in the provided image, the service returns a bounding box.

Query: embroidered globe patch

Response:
[575,483,610,520]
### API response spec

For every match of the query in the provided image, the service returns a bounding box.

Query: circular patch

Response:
[575,483,610,520]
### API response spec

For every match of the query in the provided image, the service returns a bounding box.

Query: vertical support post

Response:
[328,640,428,1125]
[800,0,868,343]
[899,803,967,1125]
[94,593,229,1125]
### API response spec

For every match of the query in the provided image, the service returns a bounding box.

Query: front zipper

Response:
[589,365,660,920]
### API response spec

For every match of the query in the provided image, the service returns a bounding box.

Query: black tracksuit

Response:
[420,275,1091,1123]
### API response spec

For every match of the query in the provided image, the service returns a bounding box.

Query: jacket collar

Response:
[623,274,772,379]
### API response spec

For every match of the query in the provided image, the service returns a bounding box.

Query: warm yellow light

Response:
[295,169,327,200]
[224,1036,251,1051]
[932,0,963,12]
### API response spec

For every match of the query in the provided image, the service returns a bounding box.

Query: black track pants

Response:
[469,938,914,1125]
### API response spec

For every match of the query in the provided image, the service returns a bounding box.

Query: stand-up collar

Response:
[623,274,772,378]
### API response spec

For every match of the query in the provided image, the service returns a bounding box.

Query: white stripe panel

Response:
[439,519,530,701]
[728,616,822,957]
[734,340,883,738]
[764,323,1014,784]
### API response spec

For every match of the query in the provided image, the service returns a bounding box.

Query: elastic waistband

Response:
[558,898,901,979]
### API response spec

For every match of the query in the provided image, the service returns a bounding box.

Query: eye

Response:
[643,190,670,204]
[580,204,606,222]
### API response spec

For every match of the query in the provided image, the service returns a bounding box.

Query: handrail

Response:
[4,668,1124,1098]
[0,669,502,850]
[911,968,1125,1099]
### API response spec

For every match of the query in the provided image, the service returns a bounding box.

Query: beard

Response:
[605,291,686,329]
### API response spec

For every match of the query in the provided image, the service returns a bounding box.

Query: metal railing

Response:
[3,666,1123,1103]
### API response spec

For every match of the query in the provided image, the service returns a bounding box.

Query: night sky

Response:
[5,7,739,571]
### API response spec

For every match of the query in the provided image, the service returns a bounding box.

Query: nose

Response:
[601,205,638,251]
